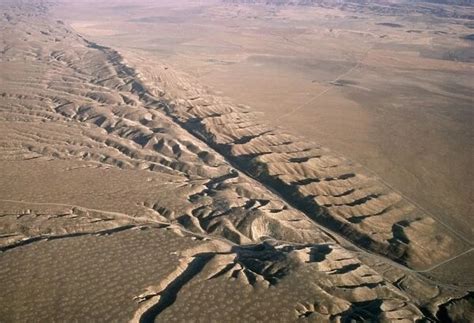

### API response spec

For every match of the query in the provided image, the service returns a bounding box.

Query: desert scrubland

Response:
[0,0,472,321]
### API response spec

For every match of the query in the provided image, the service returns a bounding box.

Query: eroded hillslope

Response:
[122,48,471,271]
[0,0,472,322]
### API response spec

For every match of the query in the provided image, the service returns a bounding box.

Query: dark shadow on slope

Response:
[338,299,383,322]
[139,254,214,323]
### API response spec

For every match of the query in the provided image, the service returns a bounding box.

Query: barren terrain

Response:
[0,0,472,322]
[54,0,474,236]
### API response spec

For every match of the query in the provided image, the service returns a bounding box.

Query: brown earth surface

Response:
[0,0,472,322]
[53,0,474,240]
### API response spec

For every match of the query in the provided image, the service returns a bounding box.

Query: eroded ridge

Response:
[3,0,469,271]
[28,11,468,271]
[0,201,468,322]
[133,240,427,322]
[0,1,472,322]
[124,49,470,271]
[0,0,332,248]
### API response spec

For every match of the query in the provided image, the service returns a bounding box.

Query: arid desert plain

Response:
[1,0,473,322]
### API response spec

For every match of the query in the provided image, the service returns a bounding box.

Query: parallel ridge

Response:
[0,1,332,248]
[1,0,469,270]
[0,2,469,322]
[126,48,469,270]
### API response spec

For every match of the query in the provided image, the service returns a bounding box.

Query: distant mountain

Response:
[223,0,473,5]
[223,0,474,18]
[418,0,473,6]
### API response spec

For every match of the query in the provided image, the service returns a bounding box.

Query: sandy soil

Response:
[0,0,472,321]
